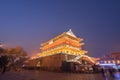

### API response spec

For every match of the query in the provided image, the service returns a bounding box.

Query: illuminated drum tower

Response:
[30,29,94,71]
[38,29,87,57]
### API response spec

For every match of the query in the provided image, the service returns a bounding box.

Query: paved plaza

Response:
[0,70,119,80]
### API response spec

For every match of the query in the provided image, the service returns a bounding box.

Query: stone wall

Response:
[26,53,76,71]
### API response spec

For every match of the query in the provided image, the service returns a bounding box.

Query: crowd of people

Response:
[101,67,120,79]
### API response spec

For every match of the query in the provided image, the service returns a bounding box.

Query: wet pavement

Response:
[0,70,120,80]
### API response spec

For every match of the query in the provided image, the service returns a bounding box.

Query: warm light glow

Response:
[41,37,82,51]
[117,60,120,64]
[104,61,107,63]
[112,60,115,63]
[31,29,87,59]
[108,60,111,63]
[0,44,4,47]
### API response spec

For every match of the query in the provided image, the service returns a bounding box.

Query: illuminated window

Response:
[104,61,107,63]
[117,60,120,64]
[108,61,111,64]
[112,60,115,63]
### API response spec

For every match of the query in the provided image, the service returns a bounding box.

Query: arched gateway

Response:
[28,29,97,71]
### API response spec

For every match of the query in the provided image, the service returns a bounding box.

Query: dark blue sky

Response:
[0,0,120,57]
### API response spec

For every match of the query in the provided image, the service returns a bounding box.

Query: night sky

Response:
[0,0,120,57]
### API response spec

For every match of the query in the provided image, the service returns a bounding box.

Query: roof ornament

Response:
[66,29,76,38]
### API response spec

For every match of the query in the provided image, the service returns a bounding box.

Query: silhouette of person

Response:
[101,67,106,77]
[0,55,8,74]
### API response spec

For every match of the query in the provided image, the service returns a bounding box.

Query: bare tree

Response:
[6,46,27,57]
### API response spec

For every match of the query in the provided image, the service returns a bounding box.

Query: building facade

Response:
[98,52,120,70]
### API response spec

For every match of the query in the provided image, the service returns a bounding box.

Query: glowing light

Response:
[67,55,95,64]
[33,29,87,59]
[0,44,4,47]
[108,60,111,63]
[104,61,107,63]
[117,60,120,64]
[99,63,116,66]
[112,60,115,63]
